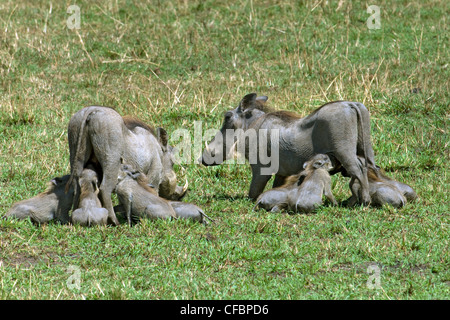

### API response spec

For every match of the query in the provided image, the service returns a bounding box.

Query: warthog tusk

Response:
[226,140,240,160]
[182,178,189,193]
[204,141,211,154]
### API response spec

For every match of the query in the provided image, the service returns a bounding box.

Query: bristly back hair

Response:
[122,116,156,136]
[368,166,385,182]
[279,170,309,188]
[265,110,302,122]
[280,173,302,188]
[134,172,158,195]
[240,95,301,122]
[244,96,344,123]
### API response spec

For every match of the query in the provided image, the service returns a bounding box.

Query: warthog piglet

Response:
[71,167,108,227]
[289,154,338,213]
[114,164,177,226]
[5,175,74,224]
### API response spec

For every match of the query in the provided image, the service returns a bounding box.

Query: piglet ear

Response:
[157,127,169,149]
[313,160,324,169]
[297,175,305,186]
[126,171,141,180]
[132,172,141,180]
[51,177,62,186]
[92,181,99,193]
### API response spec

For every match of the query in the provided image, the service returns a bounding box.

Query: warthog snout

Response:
[199,143,218,166]
[199,154,218,166]
[159,175,188,201]
[173,182,188,200]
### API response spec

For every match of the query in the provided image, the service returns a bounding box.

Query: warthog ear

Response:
[51,177,62,186]
[256,95,268,102]
[239,93,257,110]
[127,171,140,180]
[157,127,169,149]
[92,181,99,193]
[297,175,306,186]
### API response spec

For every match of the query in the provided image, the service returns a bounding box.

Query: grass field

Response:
[0,0,448,300]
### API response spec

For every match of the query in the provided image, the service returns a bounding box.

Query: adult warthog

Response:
[200,93,377,205]
[67,106,187,226]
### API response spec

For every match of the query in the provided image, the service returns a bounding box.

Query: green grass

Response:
[0,0,448,299]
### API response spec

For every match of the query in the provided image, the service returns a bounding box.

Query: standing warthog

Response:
[71,167,108,227]
[200,93,377,205]
[347,167,408,208]
[288,154,338,213]
[5,175,74,224]
[168,201,214,225]
[114,164,177,226]
[67,106,187,226]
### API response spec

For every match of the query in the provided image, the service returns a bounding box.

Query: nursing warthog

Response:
[200,93,377,205]
[114,164,177,226]
[288,153,338,213]
[346,157,417,207]
[67,106,187,226]
[346,167,407,208]
[71,167,108,227]
[254,154,337,213]
[6,175,74,224]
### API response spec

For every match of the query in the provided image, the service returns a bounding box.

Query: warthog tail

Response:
[252,200,262,211]
[67,108,99,194]
[200,210,215,223]
[350,103,369,172]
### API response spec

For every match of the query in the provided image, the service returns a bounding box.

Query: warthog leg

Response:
[248,166,272,200]
[272,174,287,188]
[347,162,370,205]
[99,172,120,226]
[96,159,121,226]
